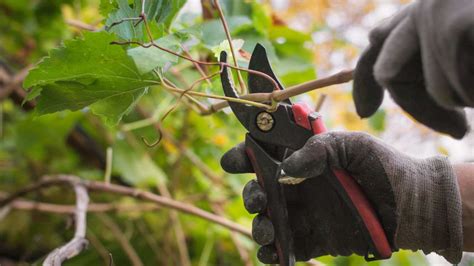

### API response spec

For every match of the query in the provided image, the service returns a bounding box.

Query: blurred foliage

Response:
[0,0,428,265]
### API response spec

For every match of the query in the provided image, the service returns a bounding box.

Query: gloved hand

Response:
[353,0,474,139]
[221,132,463,264]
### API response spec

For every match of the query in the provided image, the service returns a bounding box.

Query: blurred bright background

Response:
[0,0,472,265]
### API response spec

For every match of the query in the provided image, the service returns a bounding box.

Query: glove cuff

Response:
[429,156,463,264]
[394,156,463,264]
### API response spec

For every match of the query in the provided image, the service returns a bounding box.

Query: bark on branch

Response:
[43,179,89,266]
[0,175,251,238]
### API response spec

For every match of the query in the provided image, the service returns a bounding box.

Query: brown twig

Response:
[110,40,280,92]
[180,47,212,86]
[105,17,143,31]
[65,19,97,31]
[213,0,246,94]
[3,197,160,214]
[135,107,226,188]
[160,70,223,125]
[86,229,111,265]
[43,180,89,266]
[155,78,271,109]
[0,66,30,101]
[315,94,328,112]
[201,69,354,115]
[61,16,353,116]
[0,175,251,237]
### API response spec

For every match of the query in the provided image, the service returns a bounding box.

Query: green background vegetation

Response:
[0,0,431,265]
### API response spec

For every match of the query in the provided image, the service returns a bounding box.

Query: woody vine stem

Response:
[107,0,354,146]
[0,1,358,265]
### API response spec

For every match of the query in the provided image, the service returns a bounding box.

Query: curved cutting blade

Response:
[219,51,252,129]
[248,44,291,104]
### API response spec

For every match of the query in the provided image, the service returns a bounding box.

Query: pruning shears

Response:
[219,44,392,266]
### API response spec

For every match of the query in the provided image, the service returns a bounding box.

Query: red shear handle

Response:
[292,103,392,259]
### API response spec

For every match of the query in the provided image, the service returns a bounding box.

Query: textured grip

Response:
[245,134,295,266]
[292,103,392,259]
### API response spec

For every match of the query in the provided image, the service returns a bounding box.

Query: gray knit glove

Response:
[221,132,463,264]
[353,0,473,139]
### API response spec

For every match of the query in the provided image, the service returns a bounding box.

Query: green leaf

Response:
[210,39,244,61]
[369,109,386,132]
[127,34,182,74]
[13,112,82,160]
[251,2,271,36]
[105,0,186,41]
[24,31,156,125]
[99,0,117,17]
[201,16,253,46]
[219,0,252,17]
[113,140,167,186]
[275,57,316,86]
[270,26,313,60]
[105,0,145,40]
[91,87,148,126]
[154,0,187,30]
[269,26,311,43]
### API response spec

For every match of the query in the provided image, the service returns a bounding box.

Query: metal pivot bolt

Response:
[256,112,275,132]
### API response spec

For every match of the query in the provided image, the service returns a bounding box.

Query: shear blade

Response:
[219,51,252,129]
[248,44,291,104]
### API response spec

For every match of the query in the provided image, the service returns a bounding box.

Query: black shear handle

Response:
[244,134,295,266]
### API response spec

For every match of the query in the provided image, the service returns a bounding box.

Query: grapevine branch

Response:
[0,192,161,213]
[110,40,280,94]
[43,179,89,266]
[107,4,286,114]
[201,69,354,115]
[75,9,355,123]
[213,0,246,94]
[0,175,251,237]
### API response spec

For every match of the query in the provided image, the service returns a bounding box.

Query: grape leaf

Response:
[106,0,147,40]
[127,26,202,74]
[24,31,156,125]
[99,0,117,17]
[113,140,167,186]
[127,34,182,74]
[105,0,186,41]
[251,2,271,36]
[201,16,253,46]
[154,0,187,29]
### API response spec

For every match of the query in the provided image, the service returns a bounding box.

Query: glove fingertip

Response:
[243,180,267,214]
[257,245,279,264]
[252,215,274,246]
[280,152,306,178]
[353,50,385,118]
[281,136,328,178]
[220,143,254,174]
[446,115,469,139]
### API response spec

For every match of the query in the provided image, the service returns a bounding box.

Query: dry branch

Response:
[213,0,246,93]
[0,175,251,238]
[202,69,354,115]
[0,66,30,100]
[315,94,328,112]
[65,19,97,31]
[0,197,160,214]
[43,180,89,266]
